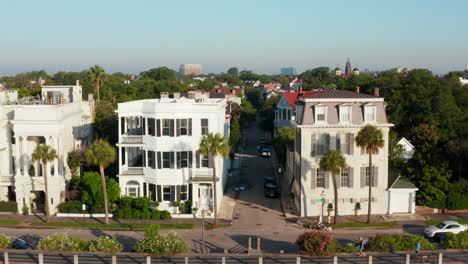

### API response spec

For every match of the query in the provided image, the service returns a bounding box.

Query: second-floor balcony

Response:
[120,135,143,144]
[120,167,144,175]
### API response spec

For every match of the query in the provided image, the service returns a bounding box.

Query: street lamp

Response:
[201,209,206,253]
[320,189,325,224]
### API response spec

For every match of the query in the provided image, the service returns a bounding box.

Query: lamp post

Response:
[320,189,325,224]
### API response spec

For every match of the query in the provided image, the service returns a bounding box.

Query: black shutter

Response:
[143,150,146,167]
[142,118,146,135]
[121,148,126,165]
[156,119,161,137]
[188,118,192,136]
[176,152,181,169]
[176,185,181,201]
[189,151,193,168]
[156,185,162,202]
[120,117,125,134]
[170,120,175,137]
[176,119,181,136]
[170,186,176,201]
[157,152,161,169]
[143,183,147,197]
[196,151,200,168]
[188,184,193,201]
[170,152,175,168]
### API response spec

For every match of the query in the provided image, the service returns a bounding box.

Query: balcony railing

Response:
[121,136,143,144]
[121,167,144,175]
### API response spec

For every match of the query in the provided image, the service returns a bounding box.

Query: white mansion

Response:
[0,82,93,214]
[285,89,417,217]
[116,92,230,215]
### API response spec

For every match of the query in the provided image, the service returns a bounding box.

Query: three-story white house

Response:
[116,94,230,215]
[286,89,405,217]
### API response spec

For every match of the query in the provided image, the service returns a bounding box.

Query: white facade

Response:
[289,90,395,217]
[179,64,203,76]
[0,83,93,214]
[397,137,414,161]
[116,97,230,216]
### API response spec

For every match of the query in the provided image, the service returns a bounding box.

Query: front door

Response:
[198,184,212,210]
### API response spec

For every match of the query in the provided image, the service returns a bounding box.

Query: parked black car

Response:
[264,182,279,198]
[264,176,276,184]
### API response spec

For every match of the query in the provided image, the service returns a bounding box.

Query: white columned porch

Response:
[14,136,21,176]
[22,137,29,176]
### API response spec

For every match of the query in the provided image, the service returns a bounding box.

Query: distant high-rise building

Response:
[345,58,352,77]
[281,67,296,76]
[179,64,203,76]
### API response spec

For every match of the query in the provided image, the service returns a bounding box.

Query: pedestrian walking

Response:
[415,240,421,255]
[356,237,365,257]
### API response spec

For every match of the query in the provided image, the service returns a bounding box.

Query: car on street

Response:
[260,147,271,157]
[424,221,467,238]
[264,175,276,184]
[233,183,249,192]
[264,182,278,198]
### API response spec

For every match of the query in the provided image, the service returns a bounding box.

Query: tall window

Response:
[176,151,189,168]
[201,119,209,135]
[340,106,351,123]
[148,151,156,169]
[317,134,330,155]
[162,119,172,136]
[180,185,188,200]
[315,106,326,123]
[316,168,324,188]
[163,186,171,201]
[365,167,370,186]
[177,118,192,136]
[147,118,155,136]
[162,152,172,168]
[340,167,349,187]
[364,106,376,122]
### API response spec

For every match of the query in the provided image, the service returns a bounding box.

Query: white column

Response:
[123,117,127,134]
[125,147,128,165]
[14,136,21,176]
[139,181,144,198]
[145,182,149,198]
[22,138,29,176]
[118,146,122,174]
[53,137,58,176]
[45,136,52,176]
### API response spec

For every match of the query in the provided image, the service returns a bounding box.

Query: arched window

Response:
[125,181,140,198]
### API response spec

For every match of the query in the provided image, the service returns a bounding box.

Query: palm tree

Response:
[86,139,116,224]
[32,144,58,223]
[88,65,105,101]
[319,149,346,225]
[355,125,384,224]
[198,133,229,226]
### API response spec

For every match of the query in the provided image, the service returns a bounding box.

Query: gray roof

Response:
[389,176,418,189]
[302,90,378,99]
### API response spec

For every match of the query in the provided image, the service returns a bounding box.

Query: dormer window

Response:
[315,105,326,123]
[364,105,376,122]
[339,105,351,123]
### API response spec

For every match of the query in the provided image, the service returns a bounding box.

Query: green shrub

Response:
[446,193,468,210]
[0,201,18,212]
[88,236,123,253]
[0,234,12,249]
[441,230,468,249]
[135,233,189,254]
[366,234,432,252]
[132,197,152,211]
[337,243,358,253]
[160,210,172,220]
[296,231,338,256]
[37,233,88,252]
[145,224,160,239]
[58,200,82,213]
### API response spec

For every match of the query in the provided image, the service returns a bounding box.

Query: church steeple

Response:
[345,58,352,77]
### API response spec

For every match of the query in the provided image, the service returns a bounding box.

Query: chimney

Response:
[355,86,360,93]
[76,80,80,86]
[374,87,380,97]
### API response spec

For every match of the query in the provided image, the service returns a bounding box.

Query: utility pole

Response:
[201,209,206,253]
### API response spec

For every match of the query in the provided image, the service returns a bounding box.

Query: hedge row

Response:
[0,201,17,212]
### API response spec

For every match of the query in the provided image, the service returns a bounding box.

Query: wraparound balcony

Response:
[120,167,144,175]
[120,135,143,144]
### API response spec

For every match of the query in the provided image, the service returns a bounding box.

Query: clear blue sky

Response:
[1,0,467,75]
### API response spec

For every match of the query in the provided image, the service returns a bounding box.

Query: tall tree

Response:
[229,119,241,151]
[67,149,85,178]
[355,125,384,223]
[85,139,116,224]
[88,65,105,101]
[227,67,239,76]
[140,67,177,81]
[198,133,229,226]
[32,144,58,223]
[319,150,347,224]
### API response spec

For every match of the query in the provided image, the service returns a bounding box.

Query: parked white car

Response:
[424,221,467,238]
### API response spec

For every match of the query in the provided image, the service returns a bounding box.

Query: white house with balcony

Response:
[116,95,230,216]
[0,81,93,214]
[284,89,416,217]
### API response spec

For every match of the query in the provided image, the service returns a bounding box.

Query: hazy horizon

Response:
[1,0,467,76]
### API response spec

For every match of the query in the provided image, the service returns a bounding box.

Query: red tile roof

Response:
[284,91,322,108]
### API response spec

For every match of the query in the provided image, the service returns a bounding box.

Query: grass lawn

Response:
[0,219,21,225]
[30,221,193,230]
[424,219,468,226]
[333,221,399,228]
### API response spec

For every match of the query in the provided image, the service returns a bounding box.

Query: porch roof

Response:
[188,176,219,182]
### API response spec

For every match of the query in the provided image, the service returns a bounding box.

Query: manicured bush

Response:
[0,201,18,212]
[37,233,88,252]
[446,193,468,210]
[441,230,468,249]
[135,233,189,254]
[366,234,432,252]
[160,210,172,220]
[145,224,160,239]
[337,243,358,253]
[88,236,123,253]
[132,197,152,211]
[114,196,169,220]
[58,200,82,213]
[0,234,12,249]
[296,231,338,256]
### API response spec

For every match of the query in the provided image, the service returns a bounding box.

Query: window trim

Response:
[364,105,376,123]
[339,105,351,124]
[316,168,324,188]
[340,167,349,187]
[201,118,209,135]
[315,105,327,124]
